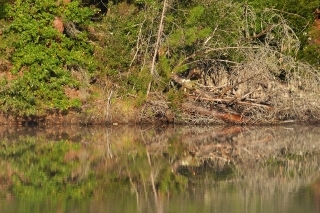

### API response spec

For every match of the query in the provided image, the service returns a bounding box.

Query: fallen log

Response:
[182,102,248,124]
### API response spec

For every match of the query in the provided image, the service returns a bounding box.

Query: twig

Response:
[130,19,146,67]
[202,25,219,47]
[252,25,272,39]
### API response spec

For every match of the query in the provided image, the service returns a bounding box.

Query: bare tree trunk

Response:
[147,0,168,95]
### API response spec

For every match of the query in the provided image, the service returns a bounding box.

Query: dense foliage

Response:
[0,0,95,115]
[0,0,319,118]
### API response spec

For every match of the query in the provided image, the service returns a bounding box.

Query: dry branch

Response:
[147,0,168,95]
[252,25,272,39]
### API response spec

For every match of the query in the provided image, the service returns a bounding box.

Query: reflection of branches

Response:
[129,177,141,213]
[147,151,158,204]
[105,128,113,159]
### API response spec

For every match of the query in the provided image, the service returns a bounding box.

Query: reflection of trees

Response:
[80,125,320,212]
[1,125,320,212]
[98,136,188,213]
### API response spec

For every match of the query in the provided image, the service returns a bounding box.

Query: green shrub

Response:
[0,0,96,116]
[0,137,96,199]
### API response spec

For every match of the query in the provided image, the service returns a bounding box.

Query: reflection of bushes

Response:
[0,135,189,200]
[0,138,96,199]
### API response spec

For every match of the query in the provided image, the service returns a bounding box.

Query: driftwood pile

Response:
[169,48,320,124]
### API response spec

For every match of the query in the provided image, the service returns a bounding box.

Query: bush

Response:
[0,0,96,116]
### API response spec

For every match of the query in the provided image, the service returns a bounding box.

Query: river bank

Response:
[1,1,320,126]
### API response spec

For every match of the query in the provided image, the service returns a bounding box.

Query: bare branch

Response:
[148,0,169,95]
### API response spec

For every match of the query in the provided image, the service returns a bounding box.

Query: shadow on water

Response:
[0,124,320,213]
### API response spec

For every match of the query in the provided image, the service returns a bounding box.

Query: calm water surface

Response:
[0,125,319,213]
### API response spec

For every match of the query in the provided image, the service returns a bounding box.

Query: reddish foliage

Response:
[53,16,64,33]
[309,9,320,45]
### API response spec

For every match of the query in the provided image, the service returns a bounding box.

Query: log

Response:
[182,102,248,123]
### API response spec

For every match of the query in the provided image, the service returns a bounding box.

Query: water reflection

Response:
[0,125,319,213]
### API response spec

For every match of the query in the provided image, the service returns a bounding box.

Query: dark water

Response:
[0,125,319,213]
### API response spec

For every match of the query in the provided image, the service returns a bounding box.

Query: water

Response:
[0,125,319,213]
